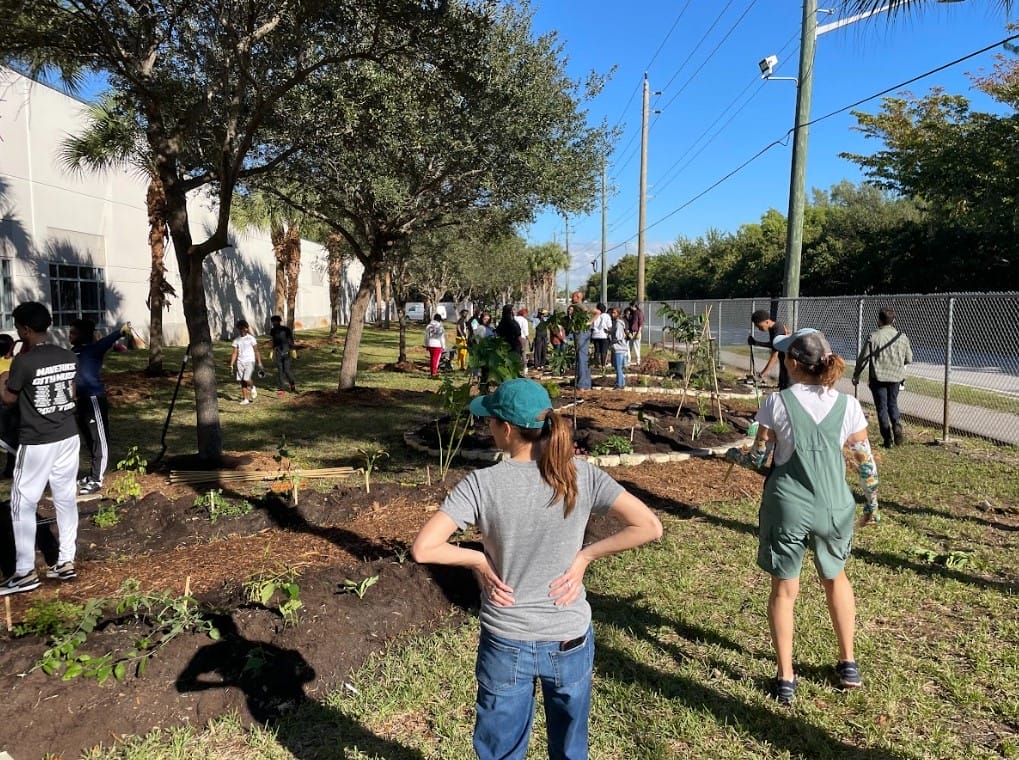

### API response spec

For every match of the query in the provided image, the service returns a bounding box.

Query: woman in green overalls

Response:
[726,329,880,705]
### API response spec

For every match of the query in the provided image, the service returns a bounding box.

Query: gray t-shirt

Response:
[441,458,623,640]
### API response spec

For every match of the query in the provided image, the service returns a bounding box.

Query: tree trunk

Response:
[383,269,392,328]
[338,260,377,390]
[327,239,343,338]
[272,223,286,320]
[373,274,384,323]
[397,308,408,363]
[284,224,301,329]
[145,175,170,376]
[168,215,222,463]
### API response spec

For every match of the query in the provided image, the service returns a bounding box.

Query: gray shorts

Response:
[235,360,255,383]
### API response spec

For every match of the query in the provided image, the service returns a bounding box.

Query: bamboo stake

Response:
[4,597,11,633]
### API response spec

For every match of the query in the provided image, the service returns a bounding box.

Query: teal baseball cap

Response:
[469,378,551,429]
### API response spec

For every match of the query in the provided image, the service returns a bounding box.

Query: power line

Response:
[601,32,1019,257]
[652,32,800,196]
[609,31,798,236]
[655,0,761,116]
[605,1,696,176]
[656,0,738,95]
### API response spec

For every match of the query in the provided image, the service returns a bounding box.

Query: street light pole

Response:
[781,0,817,302]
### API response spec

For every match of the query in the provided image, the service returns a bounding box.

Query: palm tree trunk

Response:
[284,224,301,329]
[272,223,286,320]
[145,175,170,375]
[383,269,392,328]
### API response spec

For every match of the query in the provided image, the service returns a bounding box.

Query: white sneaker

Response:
[239,399,251,405]
[250,386,258,400]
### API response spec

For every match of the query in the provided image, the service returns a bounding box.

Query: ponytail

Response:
[518,408,578,517]
[795,352,846,388]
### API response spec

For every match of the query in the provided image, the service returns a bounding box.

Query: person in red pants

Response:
[424,313,446,377]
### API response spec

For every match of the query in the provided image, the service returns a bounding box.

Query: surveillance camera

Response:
[758,55,778,78]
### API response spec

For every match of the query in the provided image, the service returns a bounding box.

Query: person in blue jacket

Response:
[69,319,130,494]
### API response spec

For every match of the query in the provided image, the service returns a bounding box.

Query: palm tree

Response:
[840,1,1012,13]
[230,193,304,329]
[527,242,569,312]
[59,95,175,375]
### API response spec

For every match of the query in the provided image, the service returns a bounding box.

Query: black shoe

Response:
[836,660,862,688]
[79,479,102,495]
[770,677,798,706]
[893,424,904,446]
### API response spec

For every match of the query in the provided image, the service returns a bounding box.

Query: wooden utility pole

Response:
[600,162,608,304]
[637,75,649,305]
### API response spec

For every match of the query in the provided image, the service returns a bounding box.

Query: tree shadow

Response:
[851,545,1016,593]
[890,500,1019,532]
[589,593,911,760]
[202,229,274,340]
[177,613,425,759]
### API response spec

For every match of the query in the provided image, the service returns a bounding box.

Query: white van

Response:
[405,302,450,322]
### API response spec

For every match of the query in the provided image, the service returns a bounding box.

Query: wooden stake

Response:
[4,596,11,633]
[184,575,191,597]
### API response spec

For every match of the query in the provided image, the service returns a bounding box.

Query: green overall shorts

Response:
[758,390,856,580]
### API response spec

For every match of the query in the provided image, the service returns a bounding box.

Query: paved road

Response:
[718,349,1019,446]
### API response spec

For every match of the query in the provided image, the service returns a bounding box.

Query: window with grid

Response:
[48,263,106,328]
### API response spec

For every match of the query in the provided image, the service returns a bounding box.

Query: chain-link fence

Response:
[625,293,1019,445]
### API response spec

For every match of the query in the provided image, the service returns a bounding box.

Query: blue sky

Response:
[524,1,1016,287]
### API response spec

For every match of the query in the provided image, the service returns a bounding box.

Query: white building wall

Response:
[0,68,360,343]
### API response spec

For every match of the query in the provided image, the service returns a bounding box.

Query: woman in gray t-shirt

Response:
[413,378,662,759]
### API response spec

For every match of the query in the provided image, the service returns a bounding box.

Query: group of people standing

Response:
[425,295,647,392]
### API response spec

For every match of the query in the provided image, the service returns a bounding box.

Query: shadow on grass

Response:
[590,594,909,760]
[177,614,425,760]
[851,545,1016,593]
[889,500,1019,532]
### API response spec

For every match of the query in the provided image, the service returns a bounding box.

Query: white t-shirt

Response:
[425,320,445,349]
[756,384,868,466]
[591,312,612,339]
[514,315,530,341]
[232,334,257,364]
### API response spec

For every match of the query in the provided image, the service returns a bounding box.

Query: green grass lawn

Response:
[65,329,1019,759]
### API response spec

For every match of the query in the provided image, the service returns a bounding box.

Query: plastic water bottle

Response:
[746,421,759,439]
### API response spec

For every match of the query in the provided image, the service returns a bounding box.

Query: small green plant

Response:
[117,445,148,474]
[468,336,523,387]
[92,502,122,528]
[547,343,575,377]
[590,435,635,456]
[543,381,561,400]
[908,546,981,570]
[273,435,303,505]
[34,580,219,684]
[357,446,389,494]
[13,599,86,638]
[103,446,148,505]
[710,421,731,435]
[341,574,379,599]
[244,567,303,626]
[193,488,253,523]
[434,375,474,482]
[690,418,704,441]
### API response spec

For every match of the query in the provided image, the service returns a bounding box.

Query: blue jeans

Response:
[474,625,594,760]
[613,350,626,388]
[869,381,901,445]
[574,331,591,389]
